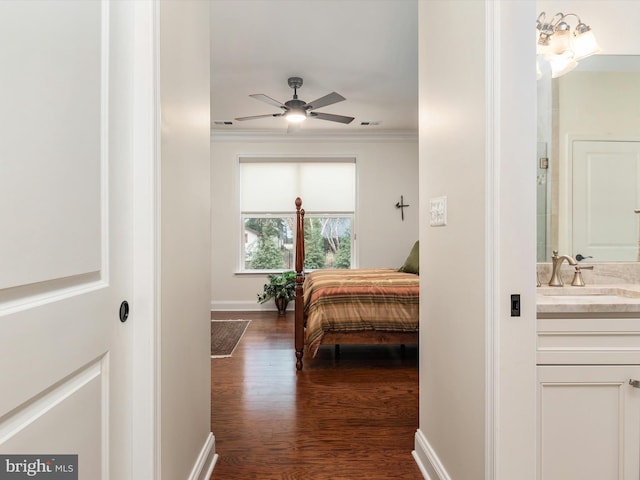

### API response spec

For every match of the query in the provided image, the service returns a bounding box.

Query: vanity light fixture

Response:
[536,12,601,78]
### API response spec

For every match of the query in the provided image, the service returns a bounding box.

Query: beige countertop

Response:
[537,284,640,314]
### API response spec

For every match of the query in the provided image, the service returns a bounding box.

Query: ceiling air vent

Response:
[360,121,380,126]
[213,121,234,126]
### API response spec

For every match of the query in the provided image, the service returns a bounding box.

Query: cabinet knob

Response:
[629,379,640,389]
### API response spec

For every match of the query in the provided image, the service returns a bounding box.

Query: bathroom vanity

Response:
[537,285,640,479]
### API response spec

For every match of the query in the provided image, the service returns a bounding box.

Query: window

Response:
[239,157,356,272]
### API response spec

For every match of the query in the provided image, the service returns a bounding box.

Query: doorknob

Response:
[629,379,640,388]
[119,301,129,323]
[575,254,593,262]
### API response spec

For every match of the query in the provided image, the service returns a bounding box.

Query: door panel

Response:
[0,2,131,478]
[0,360,104,479]
[0,0,102,289]
[572,140,640,261]
[538,365,640,480]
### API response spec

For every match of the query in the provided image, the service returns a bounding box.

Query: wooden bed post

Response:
[294,197,305,370]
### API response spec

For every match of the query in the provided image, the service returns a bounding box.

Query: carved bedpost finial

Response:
[295,198,305,278]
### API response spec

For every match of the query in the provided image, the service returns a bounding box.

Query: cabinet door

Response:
[538,365,640,480]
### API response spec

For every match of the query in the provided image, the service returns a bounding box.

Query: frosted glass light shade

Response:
[548,28,570,54]
[573,30,601,61]
[286,112,306,123]
[286,106,306,123]
[537,35,555,56]
[548,51,578,78]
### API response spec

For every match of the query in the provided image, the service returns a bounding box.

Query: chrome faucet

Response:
[548,250,578,286]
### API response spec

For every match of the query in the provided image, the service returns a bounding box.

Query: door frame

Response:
[130,2,161,478]
[486,2,537,478]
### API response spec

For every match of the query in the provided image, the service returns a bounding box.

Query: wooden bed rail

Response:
[294,197,305,370]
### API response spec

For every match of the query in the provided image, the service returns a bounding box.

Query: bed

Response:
[294,197,419,370]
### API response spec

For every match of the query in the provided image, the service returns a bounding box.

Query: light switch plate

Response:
[429,196,447,227]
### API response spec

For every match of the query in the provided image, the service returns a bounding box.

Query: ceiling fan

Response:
[234,77,355,128]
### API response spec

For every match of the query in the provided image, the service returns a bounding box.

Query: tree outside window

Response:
[243,215,351,271]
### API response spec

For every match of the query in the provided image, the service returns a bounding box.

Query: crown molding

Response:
[210,129,417,143]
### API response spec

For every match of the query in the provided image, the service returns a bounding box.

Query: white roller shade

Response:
[240,157,355,212]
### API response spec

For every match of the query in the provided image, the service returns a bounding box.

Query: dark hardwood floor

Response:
[210,311,422,480]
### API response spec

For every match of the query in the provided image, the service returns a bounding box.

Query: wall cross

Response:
[395,195,410,221]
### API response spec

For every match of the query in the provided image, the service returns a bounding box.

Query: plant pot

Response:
[275,297,289,316]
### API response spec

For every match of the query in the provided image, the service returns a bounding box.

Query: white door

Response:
[0,2,132,478]
[572,140,640,261]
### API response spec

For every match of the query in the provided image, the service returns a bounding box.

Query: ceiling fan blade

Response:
[304,92,346,111]
[234,113,284,121]
[309,112,354,124]
[249,94,286,109]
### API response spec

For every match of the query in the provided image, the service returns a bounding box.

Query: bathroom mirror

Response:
[537,54,640,263]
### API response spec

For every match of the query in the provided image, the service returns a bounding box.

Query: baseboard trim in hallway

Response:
[413,429,451,480]
[189,432,218,480]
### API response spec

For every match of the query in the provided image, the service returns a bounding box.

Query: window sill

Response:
[234,269,296,276]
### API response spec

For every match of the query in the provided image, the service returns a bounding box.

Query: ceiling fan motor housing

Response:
[284,99,306,110]
[287,77,303,89]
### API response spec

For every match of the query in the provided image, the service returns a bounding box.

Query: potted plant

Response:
[257,271,296,315]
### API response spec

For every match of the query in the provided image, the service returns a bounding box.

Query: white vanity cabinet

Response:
[537,314,640,480]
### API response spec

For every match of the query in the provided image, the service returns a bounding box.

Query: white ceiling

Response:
[210,0,418,135]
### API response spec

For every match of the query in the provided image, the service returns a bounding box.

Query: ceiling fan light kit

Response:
[235,76,355,128]
[285,110,306,123]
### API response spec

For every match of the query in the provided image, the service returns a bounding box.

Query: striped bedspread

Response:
[303,268,419,357]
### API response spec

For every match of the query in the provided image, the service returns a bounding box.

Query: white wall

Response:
[417,2,487,476]
[559,71,640,136]
[210,136,418,310]
[416,1,536,479]
[159,2,213,479]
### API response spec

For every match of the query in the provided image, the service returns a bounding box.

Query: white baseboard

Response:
[413,429,452,480]
[210,300,279,312]
[188,433,218,480]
